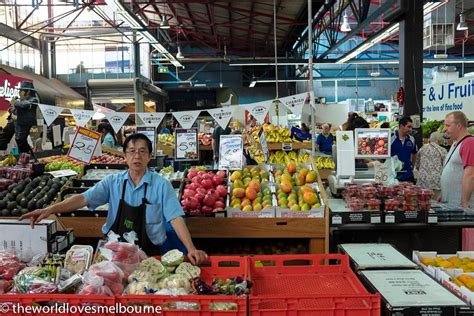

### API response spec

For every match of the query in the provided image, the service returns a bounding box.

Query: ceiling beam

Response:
[246,1,256,49]
[213,3,298,24]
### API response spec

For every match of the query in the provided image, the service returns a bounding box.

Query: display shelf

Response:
[266,142,312,151]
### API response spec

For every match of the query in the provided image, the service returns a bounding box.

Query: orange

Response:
[303,192,318,205]
[245,187,257,201]
[248,179,261,192]
[287,162,297,174]
[281,181,293,194]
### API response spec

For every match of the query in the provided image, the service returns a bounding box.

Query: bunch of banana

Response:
[249,147,265,164]
[0,154,16,166]
[265,127,293,143]
[158,134,175,147]
[314,157,335,170]
[269,151,310,165]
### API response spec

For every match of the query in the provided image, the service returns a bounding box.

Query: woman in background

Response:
[98,122,119,148]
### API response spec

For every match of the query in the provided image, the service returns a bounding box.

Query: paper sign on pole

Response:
[173,110,201,129]
[67,127,101,164]
[137,126,157,156]
[243,101,271,124]
[175,128,199,160]
[279,92,308,116]
[52,124,62,147]
[104,112,130,133]
[218,135,244,170]
[69,109,95,127]
[259,130,269,164]
[38,104,63,126]
[136,112,166,128]
[207,106,236,129]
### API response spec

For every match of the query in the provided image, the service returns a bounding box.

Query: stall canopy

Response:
[0,64,85,108]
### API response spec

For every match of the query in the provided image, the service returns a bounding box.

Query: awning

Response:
[0,64,85,108]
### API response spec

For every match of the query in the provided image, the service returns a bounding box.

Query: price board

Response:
[175,128,199,160]
[374,162,389,185]
[218,135,244,170]
[67,127,101,164]
[136,126,157,157]
[259,130,269,163]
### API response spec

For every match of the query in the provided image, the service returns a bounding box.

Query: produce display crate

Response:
[274,183,324,218]
[72,178,98,188]
[329,199,382,225]
[0,294,115,316]
[57,187,108,217]
[248,254,380,316]
[179,180,227,218]
[117,256,248,316]
[225,182,275,218]
[83,163,128,172]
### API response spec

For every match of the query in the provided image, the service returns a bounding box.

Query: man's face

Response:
[19,90,27,99]
[444,114,460,140]
[323,126,330,134]
[399,122,413,136]
[124,139,151,172]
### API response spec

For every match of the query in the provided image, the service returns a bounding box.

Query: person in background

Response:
[98,122,119,148]
[301,123,310,134]
[21,133,208,264]
[212,121,232,166]
[159,121,173,135]
[440,111,474,208]
[380,122,390,129]
[316,123,334,155]
[391,117,417,183]
[415,132,447,200]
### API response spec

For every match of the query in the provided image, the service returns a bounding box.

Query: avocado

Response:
[0,209,9,216]
[7,201,16,211]
[27,200,36,211]
[6,193,15,201]
[0,191,7,199]
[26,192,35,200]
[0,199,6,209]
[20,197,28,208]
[20,208,28,215]
[36,198,46,209]
[7,183,16,192]
[16,193,25,204]
[39,181,47,187]
[10,209,20,216]
[46,179,54,187]
[12,184,25,195]
[51,183,61,191]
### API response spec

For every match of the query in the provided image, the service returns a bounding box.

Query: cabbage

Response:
[175,262,201,280]
[161,250,184,267]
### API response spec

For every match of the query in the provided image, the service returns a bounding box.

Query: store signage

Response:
[259,130,269,164]
[136,112,165,128]
[243,101,271,124]
[279,92,308,116]
[173,110,201,129]
[207,106,236,129]
[0,74,28,111]
[374,162,390,185]
[281,143,293,151]
[136,126,157,156]
[340,244,417,269]
[104,112,130,133]
[38,104,64,126]
[67,127,101,163]
[69,109,95,127]
[218,135,244,170]
[423,76,474,120]
[175,128,199,160]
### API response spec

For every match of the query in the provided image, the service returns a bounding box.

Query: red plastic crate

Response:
[117,256,247,316]
[0,294,115,316]
[248,254,380,316]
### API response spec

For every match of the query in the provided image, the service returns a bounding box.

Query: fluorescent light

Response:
[252,77,398,85]
[160,15,170,29]
[110,98,134,103]
[434,53,449,59]
[249,81,257,88]
[457,13,468,31]
[176,46,184,59]
[370,70,381,77]
[340,12,351,32]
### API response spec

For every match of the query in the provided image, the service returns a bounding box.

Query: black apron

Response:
[109,180,160,256]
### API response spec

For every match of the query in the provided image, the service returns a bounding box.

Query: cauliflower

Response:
[158,274,190,292]
[175,262,201,280]
[161,250,184,267]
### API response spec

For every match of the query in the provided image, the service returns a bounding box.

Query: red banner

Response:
[0,74,31,111]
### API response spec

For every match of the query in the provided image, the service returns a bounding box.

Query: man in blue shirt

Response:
[20,133,207,265]
[316,123,334,155]
[391,117,418,182]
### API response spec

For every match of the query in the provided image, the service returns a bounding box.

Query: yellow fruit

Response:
[241,198,251,207]
[281,181,293,194]
[253,203,262,212]
[438,261,453,268]
[242,205,252,212]
[306,171,317,183]
[233,188,245,198]
[281,174,292,183]
[300,185,314,194]
[299,167,309,178]
[234,179,244,188]
[301,203,311,211]
[290,204,301,212]
[230,171,242,182]
[303,192,318,205]
[287,162,297,174]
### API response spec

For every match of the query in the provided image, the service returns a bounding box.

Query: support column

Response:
[40,37,49,78]
[399,0,423,147]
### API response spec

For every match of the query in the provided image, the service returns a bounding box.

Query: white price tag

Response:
[259,130,269,164]
[175,128,198,160]
[282,143,293,151]
[385,215,395,224]
[370,216,381,224]
[332,215,342,225]
[67,127,101,164]
[218,135,244,170]
[47,169,78,178]
[374,162,389,184]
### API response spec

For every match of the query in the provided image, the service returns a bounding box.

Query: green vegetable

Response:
[422,120,443,138]
[175,262,201,280]
[161,249,184,267]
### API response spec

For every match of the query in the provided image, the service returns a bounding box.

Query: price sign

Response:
[175,128,199,160]
[282,143,293,151]
[219,135,244,170]
[259,130,269,163]
[374,162,389,185]
[67,127,101,164]
[137,126,157,157]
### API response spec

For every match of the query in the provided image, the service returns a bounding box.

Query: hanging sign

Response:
[39,104,63,126]
[136,112,166,128]
[69,109,95,127]
[173,110,201,129]
[137,126,157,156]
[0,74,29,111]
[207,106,236,129]
[259,130,269,164]
[218,135,244,170]
[175,128,199,160]
[243,101,271,124]
[104,112,130,133]
[67,127,101,164]
[279,92,308,116]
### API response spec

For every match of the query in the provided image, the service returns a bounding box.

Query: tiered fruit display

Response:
[229,167,272,212]
[248,124,294,144]
[453,274,474,291]
[0,175,68,216]
[420,256,474,271]
[180,169,227,216]
[158,134,175,147]
[43,156,85,174]
[90,154,125,164]
[269,151,310,165]
[273,162,318,186]
[276,185,320,211]
[314,157,335,170]
[0,154,16,166]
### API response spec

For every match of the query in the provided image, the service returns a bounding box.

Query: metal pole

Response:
[273,0,279,126]
[308,0,315,158]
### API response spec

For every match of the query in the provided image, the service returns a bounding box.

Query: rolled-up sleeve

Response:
[161,180,184,222]
[82,177,110,211]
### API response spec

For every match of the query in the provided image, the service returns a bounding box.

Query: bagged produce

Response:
[80,261,124,296]
[12,267,58,294]
[0,250,25,280]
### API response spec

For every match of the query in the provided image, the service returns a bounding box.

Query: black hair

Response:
[380,122,390,128]
[399,116,413,127]
[98,122,118,145]
[123,133,152,153]
[348,116,369,130]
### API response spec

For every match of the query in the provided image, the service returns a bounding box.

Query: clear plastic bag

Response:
[79,261,125,296]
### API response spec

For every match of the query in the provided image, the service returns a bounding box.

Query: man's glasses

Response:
[125,149,148,156]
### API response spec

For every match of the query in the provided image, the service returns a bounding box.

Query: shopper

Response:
[415,132,447,199]
[316,123,334,155]
[440,111,474,208]
[98,122,119,148]
[212,122,232,166]
[20,133,208,264]
[391,117,418,183]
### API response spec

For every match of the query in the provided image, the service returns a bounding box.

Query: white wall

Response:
[301,102,349,127]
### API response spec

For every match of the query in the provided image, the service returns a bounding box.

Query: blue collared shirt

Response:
[82,169,184,245]
[391,131,418,181]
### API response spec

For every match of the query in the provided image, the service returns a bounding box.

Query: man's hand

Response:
[18,208,51,228]
[187,249,208,265]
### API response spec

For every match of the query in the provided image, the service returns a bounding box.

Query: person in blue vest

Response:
[391,117,418,183]
[316,123,334,155]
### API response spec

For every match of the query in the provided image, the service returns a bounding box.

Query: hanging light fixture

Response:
[457,13,468,31]
[340,11,351,32]
[176,46,184,59]
[160,14,170,29]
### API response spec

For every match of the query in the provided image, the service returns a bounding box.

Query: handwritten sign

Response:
[218,135,244,170]
[137,126,157,156]
[374,163,389,185]
[259,130,269,163]
[67,127,101,164]
[175,128,198,160]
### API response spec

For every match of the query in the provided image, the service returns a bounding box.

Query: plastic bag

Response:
[12,267,58,294]
[0,250,25,280]
[79,261,125,296]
